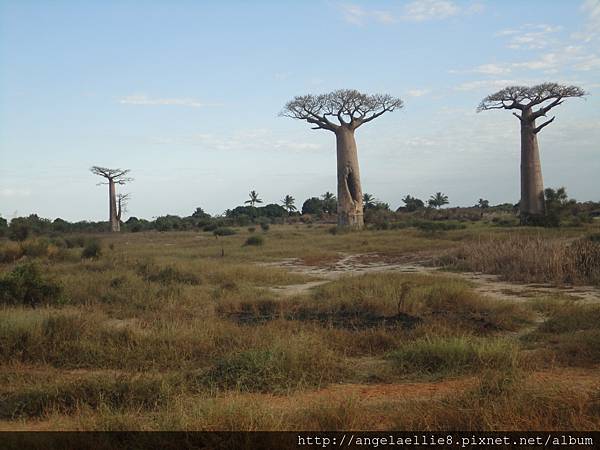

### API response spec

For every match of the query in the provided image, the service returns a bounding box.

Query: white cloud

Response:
[573,0,600,42]
[407,88,431,97]
[402,0,459,21]
[119,94,208,108]
[474,63,511,75]
[0,188,31,198]
[339,4,394,25]
[454,79,522,92]
[496,24,562,50]
[339,0,482,26]
[148,129,325,153]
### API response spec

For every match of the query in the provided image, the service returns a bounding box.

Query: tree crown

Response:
[90,166,133,184]
[281,89,403,132]
[477,83,585,134]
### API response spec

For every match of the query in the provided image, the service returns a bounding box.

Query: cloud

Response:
[496,24,562,50]
[402,0,459,21]
[0,188,31,198]
[454,79,523,92]
[339,4,394,25]
[339,0,482,26]
[119,94,208,108]
[474,63,511,75]
[572,0,600,42]
[148,129,325,153]
[407,88,431,97]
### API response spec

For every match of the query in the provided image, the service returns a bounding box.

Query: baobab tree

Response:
[477,83,585,224]
[116,193,131,224]
[90,166,133,232]
[282,89,403,229]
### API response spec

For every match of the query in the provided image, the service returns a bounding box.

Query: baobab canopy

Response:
[477,83,585,117]
[281,89,403,132]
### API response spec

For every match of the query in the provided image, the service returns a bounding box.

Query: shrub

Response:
[244,235,264,246]
[0,242,24,263]
[213,227,236,236]
[247,227,256,233]
[81,239,102,259]
[203,223,218,232]
[0,263,63,307]
[259,221,270,232]
[136,261,200,285]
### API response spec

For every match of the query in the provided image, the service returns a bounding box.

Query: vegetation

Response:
[0,212,598,431]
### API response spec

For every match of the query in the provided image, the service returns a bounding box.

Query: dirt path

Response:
[264,252,600,304]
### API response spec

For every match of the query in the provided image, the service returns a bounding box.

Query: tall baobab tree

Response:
[477,83,585,224]
[90,167,133,232]
[282,89,403,229]
[244,190,262,207]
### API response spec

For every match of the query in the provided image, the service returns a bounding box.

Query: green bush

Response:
[81,239,102,259]
[213,227,236,236]
[244,235,264,246]
[0,263,63,307]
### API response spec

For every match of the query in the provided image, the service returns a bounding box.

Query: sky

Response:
[0,0,599,221]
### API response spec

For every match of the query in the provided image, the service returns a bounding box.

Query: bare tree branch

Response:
[534,116,556,134]
[478,83,585,128]
[281,89,403,133]
[90,166,134,184]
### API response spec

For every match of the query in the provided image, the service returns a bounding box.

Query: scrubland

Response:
[1,223,599,430]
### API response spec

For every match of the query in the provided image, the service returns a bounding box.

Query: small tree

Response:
[401,195,425,212]
[428,192,449,209]
[282,195,297,214]
[478,83,585,224]
[322,191,337,214]
[477,198,490,209]
[362,193,376,210]
[245,190,263,207]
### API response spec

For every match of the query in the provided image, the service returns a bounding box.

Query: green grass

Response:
[387,336,519,378]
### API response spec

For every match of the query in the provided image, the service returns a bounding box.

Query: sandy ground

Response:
[263,252,600,304]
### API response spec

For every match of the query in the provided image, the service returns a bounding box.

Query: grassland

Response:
[1,222,599,430]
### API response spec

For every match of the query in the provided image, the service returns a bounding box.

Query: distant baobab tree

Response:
[245,190,263,207]
[282,89,403,229]
[477,83,585,224]
[90,166,133,232]
[116,193,131,224]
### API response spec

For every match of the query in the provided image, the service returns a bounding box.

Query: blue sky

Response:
[1,0,599,221]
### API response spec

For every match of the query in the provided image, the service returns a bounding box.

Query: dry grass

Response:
[440,234,600,286]
[0,224,598,430]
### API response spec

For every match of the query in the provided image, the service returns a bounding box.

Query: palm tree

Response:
[363,193,376,210]
[244,190,263,207]
[282,195,297,214]
[428,192,449,209]
[322,191,336,214]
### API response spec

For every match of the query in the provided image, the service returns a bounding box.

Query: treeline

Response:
[1,189,598,240]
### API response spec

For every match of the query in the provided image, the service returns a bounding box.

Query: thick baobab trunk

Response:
[335,127,363,229]
[519,109,545,223]
[108,179,120,232]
